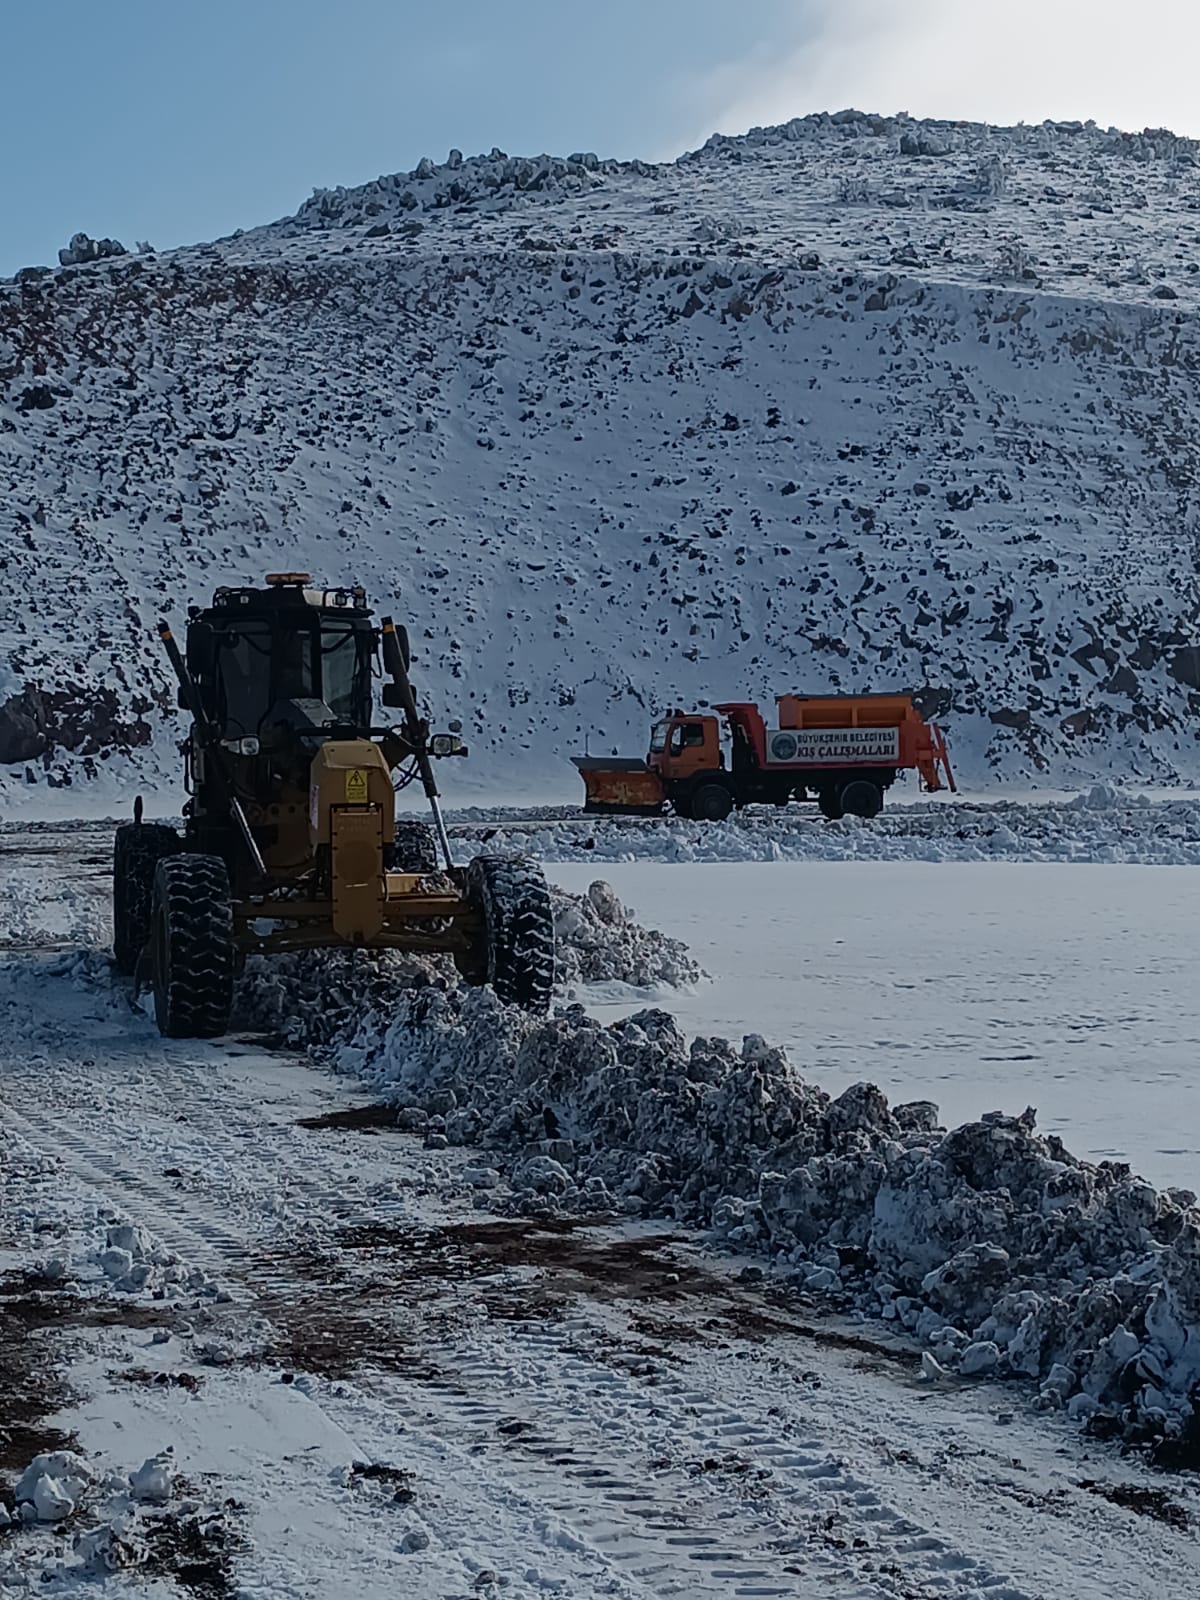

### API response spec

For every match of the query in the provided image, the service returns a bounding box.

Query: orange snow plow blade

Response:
[572,758,666,815]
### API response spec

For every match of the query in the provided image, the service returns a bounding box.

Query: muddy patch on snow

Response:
[0,1271,175,1479]
[1079,1479,1192,1531]
[348,1460,415,1504]
[114,1367,203,1394]
[0,1285,77,1482]
[294,1102,399,1133]
[329,1216,915,1362]
[139,1500,244,1600]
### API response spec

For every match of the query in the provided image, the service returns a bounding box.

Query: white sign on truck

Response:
[766,727,900,764]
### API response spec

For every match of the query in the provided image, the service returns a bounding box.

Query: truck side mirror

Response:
[381,682,404,708]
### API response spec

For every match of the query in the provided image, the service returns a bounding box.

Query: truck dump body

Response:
[574,693,955,820]
[762,696,954,791]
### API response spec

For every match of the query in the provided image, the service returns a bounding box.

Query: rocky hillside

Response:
[3,111,1200,806]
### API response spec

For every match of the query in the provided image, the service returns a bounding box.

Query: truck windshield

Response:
[649,721,670,753]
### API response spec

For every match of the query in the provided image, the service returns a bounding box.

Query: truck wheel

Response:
[461,854,555,1013]
[841,780,884,819]
[817,787,845,820]
[113,823,181,975]
[691,783,734,822]
[150,854,236,1039]
[387,820,439,874]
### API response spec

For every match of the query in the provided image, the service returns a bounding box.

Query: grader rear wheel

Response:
[458,854,555,1013]
[151,854,236,1039]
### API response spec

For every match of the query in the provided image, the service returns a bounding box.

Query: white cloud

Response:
[691,0,1200,146]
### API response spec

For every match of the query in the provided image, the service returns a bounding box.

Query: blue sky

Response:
[0,0,810,274]
[2,0,1197,276]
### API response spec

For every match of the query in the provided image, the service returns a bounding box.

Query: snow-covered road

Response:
[4,812,1200,1595]
[2,949,1197,1599]
[548,861,1200,1192]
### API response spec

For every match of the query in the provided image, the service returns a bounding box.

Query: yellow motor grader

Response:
[112,573,555,1037]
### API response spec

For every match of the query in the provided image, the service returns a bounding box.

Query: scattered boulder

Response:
[58,232,127,267]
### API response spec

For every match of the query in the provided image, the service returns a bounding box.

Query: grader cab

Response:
[112,574,555,1037]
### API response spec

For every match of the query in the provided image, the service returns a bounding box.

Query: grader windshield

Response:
[192,603,375,740]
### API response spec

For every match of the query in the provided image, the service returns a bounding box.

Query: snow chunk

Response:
[130,1451,174,1504]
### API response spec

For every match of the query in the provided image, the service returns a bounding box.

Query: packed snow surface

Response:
[5,113,1200,806]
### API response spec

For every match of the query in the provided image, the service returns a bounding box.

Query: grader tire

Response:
[462,854,555,1014]
[387,820,439,874]
[151,854,236,1039]
[112,823,181,975]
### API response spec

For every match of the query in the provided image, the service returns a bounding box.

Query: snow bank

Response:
[246,937,1200,1459]
[391,998,1200,1455]
[552,879,704,995]
[237,879,704,1045]
[460,794,1200,868]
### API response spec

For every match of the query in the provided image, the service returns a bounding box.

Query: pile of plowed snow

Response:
[237,878,704,1047]
[243,907,1200,1463]
[451,790,1200,867]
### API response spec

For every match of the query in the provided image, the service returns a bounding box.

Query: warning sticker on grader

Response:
[344,768,369,803]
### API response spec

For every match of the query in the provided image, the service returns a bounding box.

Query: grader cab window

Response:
[319,621,372,726]
[208,616,371,737]
[213,623,272,737]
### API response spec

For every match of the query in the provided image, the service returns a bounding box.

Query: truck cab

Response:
[647,714,723,781]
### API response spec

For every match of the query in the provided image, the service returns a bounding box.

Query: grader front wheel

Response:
[459,854,555,1014]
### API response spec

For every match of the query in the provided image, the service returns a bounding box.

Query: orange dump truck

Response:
[573,695,954,821]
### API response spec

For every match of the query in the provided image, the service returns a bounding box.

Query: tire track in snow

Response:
[1,1083,1042,1600]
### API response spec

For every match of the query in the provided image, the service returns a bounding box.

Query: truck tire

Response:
[817,787,844,820]
[387,820,439,874]
[690,782,734,822]
[841,780,884,819]
[150,854,236,1039]
[461,854,555,1013]
[112,823,181,975]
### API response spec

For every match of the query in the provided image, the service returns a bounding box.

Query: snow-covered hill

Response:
[4,110,1200,808]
